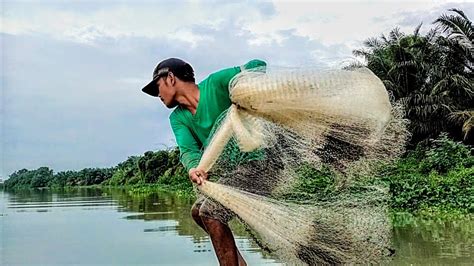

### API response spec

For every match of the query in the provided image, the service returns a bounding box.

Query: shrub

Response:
[382,133,473,213]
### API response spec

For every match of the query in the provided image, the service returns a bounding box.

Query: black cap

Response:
[141,58,195,97]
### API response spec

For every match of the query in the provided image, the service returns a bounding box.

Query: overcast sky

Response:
[1,0,473,178]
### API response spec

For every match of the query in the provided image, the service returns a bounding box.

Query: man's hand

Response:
[188,168,208,185]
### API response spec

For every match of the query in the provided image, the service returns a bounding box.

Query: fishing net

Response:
[194,66,408,264]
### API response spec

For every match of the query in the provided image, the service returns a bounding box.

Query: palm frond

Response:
[414,23,423,38]
[431,78,450,94]
[395,60,418,68]
[424,28,440,44]
[352,49,370,58]
[448,8,469,21]
[448,110,474,140]
[363,37,383,49]
[380,33,389,44]
[434,12,474,41]
[450,74,474,96]
[389,27,404,42]
[342,61,366,70]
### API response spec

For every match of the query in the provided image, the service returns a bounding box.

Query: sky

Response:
[1,0,473,178]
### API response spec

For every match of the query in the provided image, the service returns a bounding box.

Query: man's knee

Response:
[201,215,218,225]
[191,205,201,223]
[192,205,221,226]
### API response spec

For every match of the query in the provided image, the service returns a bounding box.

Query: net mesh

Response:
[194,67,408,264]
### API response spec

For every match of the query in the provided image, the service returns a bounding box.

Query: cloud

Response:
[395,2,473,29]
[1,1,274,46]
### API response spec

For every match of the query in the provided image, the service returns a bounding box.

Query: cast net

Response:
[194,67,408,264]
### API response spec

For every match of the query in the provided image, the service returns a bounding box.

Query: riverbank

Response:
[4,134,473,218]
[6,183,472,221]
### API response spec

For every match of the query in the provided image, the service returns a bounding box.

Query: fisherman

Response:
[141,58,266,266]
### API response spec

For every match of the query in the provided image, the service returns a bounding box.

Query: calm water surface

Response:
[1,188,472,265]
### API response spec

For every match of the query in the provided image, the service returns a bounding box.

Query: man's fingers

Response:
[189,170,207,186]
[196,172,204,183]
[194,173,202,185]
[198,171,208,180]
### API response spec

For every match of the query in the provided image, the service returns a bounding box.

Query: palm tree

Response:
[434,8,473,67]
[353,26,446,144]
[353,9,473,145]
[434,9,473,141]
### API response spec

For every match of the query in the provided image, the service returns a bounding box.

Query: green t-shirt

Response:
[170,59,267,171]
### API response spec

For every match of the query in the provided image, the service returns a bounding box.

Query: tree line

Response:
[4,148,189,191]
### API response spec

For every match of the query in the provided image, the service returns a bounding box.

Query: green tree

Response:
[138,151,170,183]
[109,156,140,185]
[353,9,473,145]
[30,167,53,188]
[434,9,474,140]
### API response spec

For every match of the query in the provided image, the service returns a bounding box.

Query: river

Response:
[1,187,472,265]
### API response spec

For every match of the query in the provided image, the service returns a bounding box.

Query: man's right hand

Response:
[188,168,208,185]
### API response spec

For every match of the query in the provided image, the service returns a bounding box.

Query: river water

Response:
[1,187,472,265]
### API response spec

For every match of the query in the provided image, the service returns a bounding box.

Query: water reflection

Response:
[1,187,280,265]
[391,212,473,265]
[1,187,472,265]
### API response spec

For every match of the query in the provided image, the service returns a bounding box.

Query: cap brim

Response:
[142,78,159,97]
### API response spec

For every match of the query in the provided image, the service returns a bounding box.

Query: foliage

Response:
[419,133,473,173]
[4,148,189,191]
[107,156,141,186]
[380,133,473,213]
[138,151,169,183]
[5,167,54,190]
[291,164,336,197]
[281,133,473,214]
[353,8,473,145]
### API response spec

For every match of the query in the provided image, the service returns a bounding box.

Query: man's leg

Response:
[191,204,247,266]
[191,204,207,231]
[202,216,239,266]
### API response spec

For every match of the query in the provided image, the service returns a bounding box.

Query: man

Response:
[142,58,266,266]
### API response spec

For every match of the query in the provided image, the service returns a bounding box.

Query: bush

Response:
[158,165,192,192]
[280,164,337,201]
[419,133,473,174]
[382,133,473,213]
[294,164,335,195]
